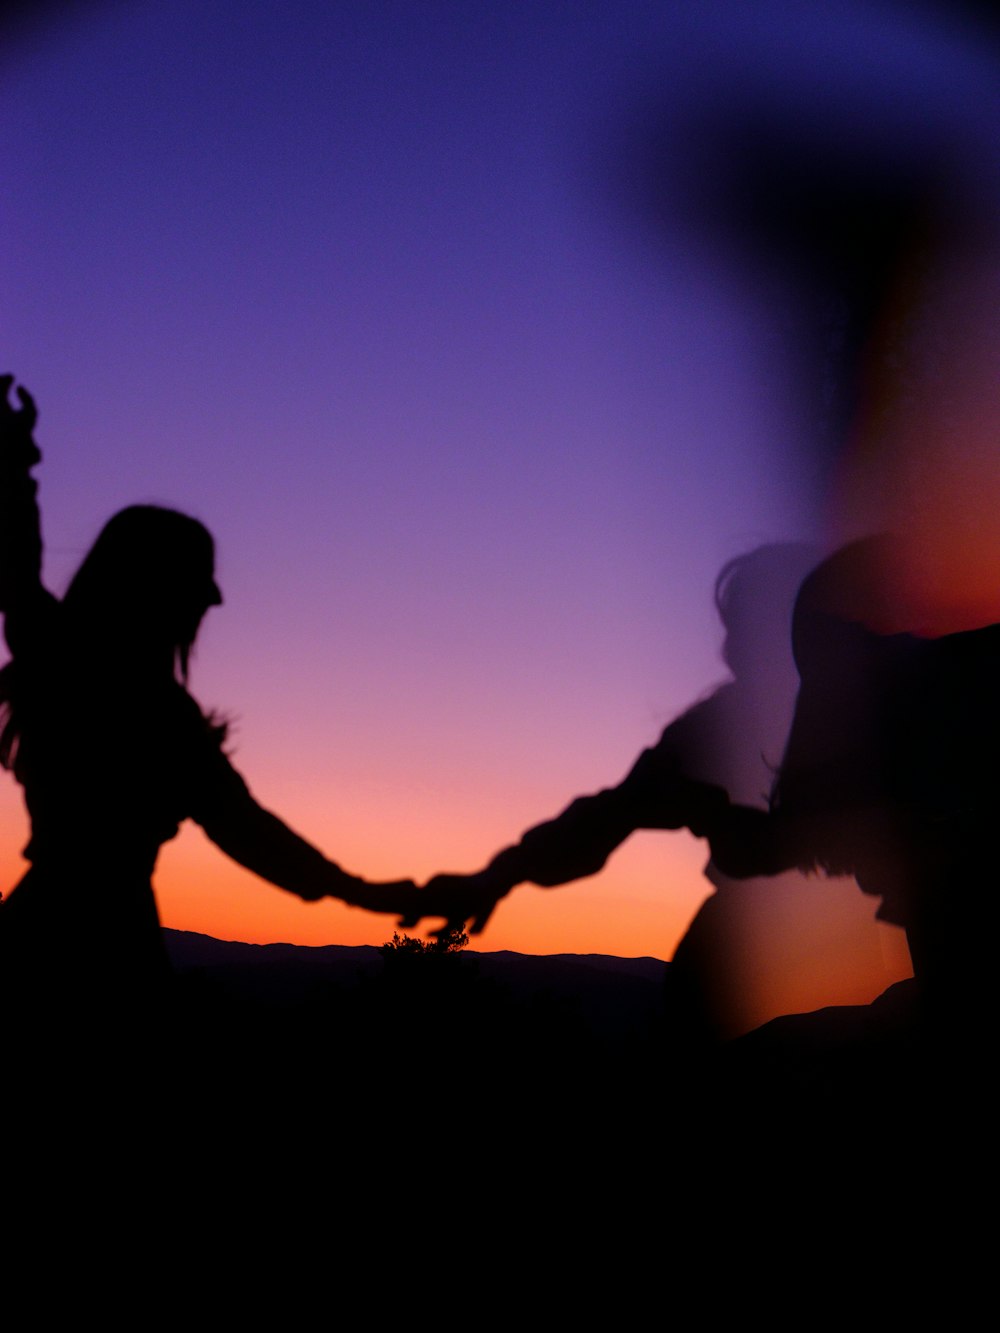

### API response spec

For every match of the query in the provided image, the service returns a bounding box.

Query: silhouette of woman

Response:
[0,377,419,1026]
[423,538,979,1030]
[705,536,1000,1023]
[418,546,818,966]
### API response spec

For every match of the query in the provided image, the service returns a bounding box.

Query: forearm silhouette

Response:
[190,740,416,911]
[419,731,733,934]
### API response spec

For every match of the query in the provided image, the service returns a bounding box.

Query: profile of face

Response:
[175,551,222,644]
[144,516,223,651]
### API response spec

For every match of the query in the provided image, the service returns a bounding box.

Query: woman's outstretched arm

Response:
[420,749,732,934]
[190,741,419,915]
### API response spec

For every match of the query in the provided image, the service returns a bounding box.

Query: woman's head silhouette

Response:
[62,505,221,682]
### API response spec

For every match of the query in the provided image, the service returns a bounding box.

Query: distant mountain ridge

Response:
[163,928,669,1037]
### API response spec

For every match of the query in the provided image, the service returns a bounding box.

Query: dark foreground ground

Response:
[4,932,987,1306]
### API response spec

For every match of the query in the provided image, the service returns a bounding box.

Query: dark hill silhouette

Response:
[163,927,668,1041]
[7,920,973,1265]
[162,926,965,1135]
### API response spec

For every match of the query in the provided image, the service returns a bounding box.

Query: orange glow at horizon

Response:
[0,766,910,1036]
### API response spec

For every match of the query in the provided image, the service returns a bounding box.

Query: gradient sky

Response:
[4,1,997,1025]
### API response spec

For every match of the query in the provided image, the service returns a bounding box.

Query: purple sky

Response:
[2,2,997,997]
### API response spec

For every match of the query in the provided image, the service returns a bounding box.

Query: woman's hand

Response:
[0,376,40,469]
[403,868,513,936]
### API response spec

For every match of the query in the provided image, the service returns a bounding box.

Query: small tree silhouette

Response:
[381,928,469,956]
[378,928,472,1016]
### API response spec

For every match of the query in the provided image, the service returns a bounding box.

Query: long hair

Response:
[769,537,911,874]
[713,542,818,679]
[0,505,220,770]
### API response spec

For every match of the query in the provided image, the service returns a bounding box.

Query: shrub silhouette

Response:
[381,929,469,956]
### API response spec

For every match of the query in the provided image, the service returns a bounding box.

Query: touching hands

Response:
[400,866,513,936]
[340,872,509,934]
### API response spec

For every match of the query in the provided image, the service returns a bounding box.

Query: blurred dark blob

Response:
[1,0,103,32]
[620,88,986,501]
[913,0,1000,41]
[0,0,117,58]
[599,0,1000,522]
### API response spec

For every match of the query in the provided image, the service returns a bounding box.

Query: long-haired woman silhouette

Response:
[0,377,419,1028]
[423,536,985,1033]
[707,536,1000,1026]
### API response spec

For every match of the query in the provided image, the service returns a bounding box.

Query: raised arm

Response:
[0,376,51,641]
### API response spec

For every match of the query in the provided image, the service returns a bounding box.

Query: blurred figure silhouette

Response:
[427,536,1000,1040]
[421,544,852,1040]
[707,535,1000,1030]
[0,377,419,1036]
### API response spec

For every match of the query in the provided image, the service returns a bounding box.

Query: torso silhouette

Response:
[3,592,238,998]
[1,583,357,1015]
